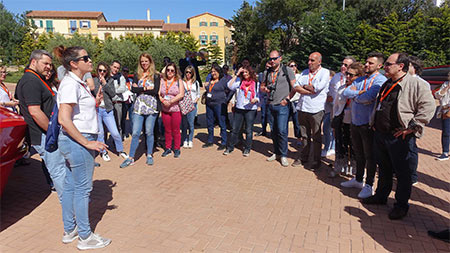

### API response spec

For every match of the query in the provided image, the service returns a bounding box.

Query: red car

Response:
[0,107,27,196]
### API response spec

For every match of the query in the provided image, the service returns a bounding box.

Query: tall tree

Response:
[0,3,30,64]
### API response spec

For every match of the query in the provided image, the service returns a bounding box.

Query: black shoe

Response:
[217,144,226,151]
[223,148,233,155]
[161,149,172,157]
[292,159,303,167]
[174,149,181,158]
[361,195,387,205]
[202,143,213,148]
[428,229,450,243]
[243,149,250,157]
[310,162,321,171]
[388,207,408,220]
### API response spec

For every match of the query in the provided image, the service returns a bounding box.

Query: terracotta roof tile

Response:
[98,19,164,28]
[161,23,189,32]
[26,10,104,19]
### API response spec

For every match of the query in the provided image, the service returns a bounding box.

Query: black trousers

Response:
[373,131,417,210]
[351,124,376,186]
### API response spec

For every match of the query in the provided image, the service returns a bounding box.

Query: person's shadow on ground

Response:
[1,158,50,232]
[89,179,117,231]
[345,204,450,252]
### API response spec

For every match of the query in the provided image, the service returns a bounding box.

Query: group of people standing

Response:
[1,44,449,250]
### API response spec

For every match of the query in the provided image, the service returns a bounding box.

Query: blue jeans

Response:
[442,117,450,153]
[288,101,301,138]
[181,103,197,143]
[206,103,227,145]
[32,133,67,201]
[322,112,335,152]
[129,112,158,158]
[97,108,124,153]
[228,109,257,150]
[59,132,97,239]
[269,104,289,157]
[260,96,273,133]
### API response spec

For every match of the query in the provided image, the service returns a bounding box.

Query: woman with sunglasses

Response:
[121,53,160,167]
[93,62,128,162]
[330,62,364,177]
[287,60,302,146]
[203,64,228,150]
[181,65,200,148]
[223,66,260,156]
[0,65,19,112]
[159,62,185,157]
[56,46,111,250]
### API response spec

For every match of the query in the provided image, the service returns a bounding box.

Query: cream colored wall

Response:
[97,27,161,40]
[31,17,100,36]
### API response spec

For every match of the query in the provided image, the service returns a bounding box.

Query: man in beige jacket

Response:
[363,52,436,220]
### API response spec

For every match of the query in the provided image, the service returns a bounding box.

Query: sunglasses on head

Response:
[76,55,91,63]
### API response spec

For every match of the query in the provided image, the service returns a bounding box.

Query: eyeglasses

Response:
[289,64,296,67]
[166,69,175,73]
[98,69,107,73]
[269,56,280,61]
[384,61,397,67]
[345,72,356,77]
[76,55,91,63]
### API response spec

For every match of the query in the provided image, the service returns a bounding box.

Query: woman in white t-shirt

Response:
[181,65,200,148]
[0,65,19,112]
[55,46,111,250]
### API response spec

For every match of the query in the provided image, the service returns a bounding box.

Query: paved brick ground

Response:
[1,83,449,252]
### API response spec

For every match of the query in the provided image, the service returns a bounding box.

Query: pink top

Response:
[160,79,181,112]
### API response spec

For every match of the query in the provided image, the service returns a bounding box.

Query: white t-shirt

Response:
[57,72,98,134]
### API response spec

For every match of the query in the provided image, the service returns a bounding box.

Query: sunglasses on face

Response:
[186,71,192,74]
[166,69,175,73]
[0,71,7,75]
[76,55,91,63]
[342,63,348,67]
[98,69,107,73]
[269,56,280,61]
[345,72,356,77]
[289,64,296,67]
[384,62,397,67]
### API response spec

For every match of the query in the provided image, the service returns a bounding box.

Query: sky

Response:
[3,0,256,23]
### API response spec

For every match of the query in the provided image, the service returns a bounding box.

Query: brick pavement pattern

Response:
[1,98,449,252]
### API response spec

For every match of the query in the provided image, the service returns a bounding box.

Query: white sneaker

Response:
[326,149,335,157]
[77,233,111,250]
[62,226,78,244]
[188,141,193,148]
[340,178,364,189]
[281,157,289,167]
[119,151,129,159]
[101,152,111,162]
[358,184,373,198]
[183,141,188,149]
[267,154,277,162]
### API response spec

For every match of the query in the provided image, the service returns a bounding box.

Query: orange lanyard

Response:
[165,79,175,94]
[270,70,279,86]
[208,80,218,93]
[363,72,379,91]
[0,83,12,100]
[379,77,403,104]
[126,81,132,90]
[25,69,55,96]
[308,67,321,86]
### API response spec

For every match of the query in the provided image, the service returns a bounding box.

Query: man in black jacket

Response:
[179,50,206,87]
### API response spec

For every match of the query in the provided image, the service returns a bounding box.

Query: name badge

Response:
[207,93,212,98]
[164,95,170,100]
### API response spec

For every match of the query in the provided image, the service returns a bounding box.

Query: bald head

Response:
[308,52,322,72]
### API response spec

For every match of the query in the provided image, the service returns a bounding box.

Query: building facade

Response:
[187,13,233,60]
[26,11,106,37]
